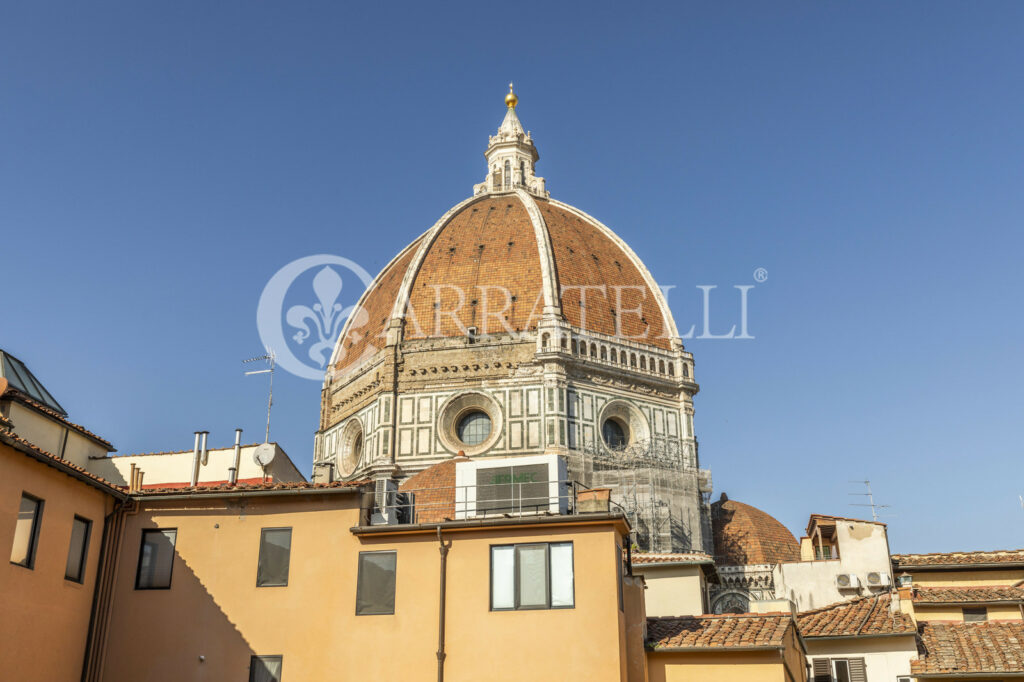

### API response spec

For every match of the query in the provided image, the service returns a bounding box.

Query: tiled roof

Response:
[632,552,714,565]
[2,387,114,449]
[711,496,800,566]
[797,594,916,638]
[913,621,1024,676]
[0,425,125,497]
[134,479,368,496]
[647,614,795,650]
[913,586,1024,605]
[807,513,886,529]
[894,549,1024,569]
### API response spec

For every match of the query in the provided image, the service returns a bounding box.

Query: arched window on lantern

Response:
[504,160,511,189]
[541,333,550,348]
[600,346,607,361]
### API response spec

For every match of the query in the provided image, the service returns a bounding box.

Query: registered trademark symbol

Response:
[753,267,768,283]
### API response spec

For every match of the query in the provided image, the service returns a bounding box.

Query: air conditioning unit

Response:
[454,454,568,519]
[835,573,861,589]
[371,479,400,525]
[866,571,892,588]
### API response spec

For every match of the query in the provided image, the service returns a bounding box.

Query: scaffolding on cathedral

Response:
[564,437,712,554]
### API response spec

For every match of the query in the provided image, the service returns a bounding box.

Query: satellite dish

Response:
[253,443,276,467]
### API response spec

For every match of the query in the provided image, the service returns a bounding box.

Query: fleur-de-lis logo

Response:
[256,255,373,381]
[285,267,356,368]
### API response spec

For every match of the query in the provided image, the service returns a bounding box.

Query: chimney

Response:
[190,431,202,487]
[137,470,144,490]
[129,463,138,493]
[229,428,242,486]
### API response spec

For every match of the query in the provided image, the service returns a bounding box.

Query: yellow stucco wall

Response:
[100,494,633,681]
[911,569,1024,586]
[0,444,114,682]
[914,603,1023,621]
[647,650,790,682]
[635,564,706,617]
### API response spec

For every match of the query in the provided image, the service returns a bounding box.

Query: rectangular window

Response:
[490,542,574,610]
[256,528,292,587]
[963,607,988,622]
[356,551,396,615]
[10,493,43,568]
[833,659,851,682]
[249,655,282,682]
[64,516,92,582]
[135,529,177,589]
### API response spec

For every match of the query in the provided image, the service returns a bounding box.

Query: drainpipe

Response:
[229,428,242,485]
[190,431,202,487]
[436,526,450,682]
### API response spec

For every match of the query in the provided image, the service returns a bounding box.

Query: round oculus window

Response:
[457,410,492,446]
[602,419,628,449]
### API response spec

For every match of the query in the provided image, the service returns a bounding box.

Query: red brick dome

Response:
[711,495,800,566]
[330,192,679,373]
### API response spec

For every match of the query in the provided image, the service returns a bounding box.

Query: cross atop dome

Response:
[474,84,548,197]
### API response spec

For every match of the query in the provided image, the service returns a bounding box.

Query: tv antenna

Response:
[849,480,891,522]
[243,349,276,443]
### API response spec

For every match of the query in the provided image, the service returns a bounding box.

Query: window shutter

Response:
[848,658,867,682]
[812,658,831,682]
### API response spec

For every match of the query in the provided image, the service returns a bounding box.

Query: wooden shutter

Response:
[812,658,831,682]
[848,658,867,682]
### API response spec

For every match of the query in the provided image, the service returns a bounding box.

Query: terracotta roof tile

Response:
[894,549,1024,569]
[647,614,795,650]
[797,594,916,638]
[913,586,1024,605]
[711,497,800,566]
[3,388,114,449]
[632,552,714,565]
[912,621,1024,676]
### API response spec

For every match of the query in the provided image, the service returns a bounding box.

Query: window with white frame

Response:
[490,542,573,610]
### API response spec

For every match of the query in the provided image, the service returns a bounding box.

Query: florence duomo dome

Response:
[315,85,712,553]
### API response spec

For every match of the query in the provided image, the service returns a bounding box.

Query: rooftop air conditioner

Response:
[371,479,400,525]
[835,573,861,589]
[866,571,891,587]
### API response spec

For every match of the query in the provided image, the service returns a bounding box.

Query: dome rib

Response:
[547,199,680,343]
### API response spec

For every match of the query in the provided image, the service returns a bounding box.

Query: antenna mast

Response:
[243,350,276,443]
[849,480,890,522]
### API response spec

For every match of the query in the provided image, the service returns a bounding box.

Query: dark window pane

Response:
[249,655,282,682]
[834,659,851,682]
[136,529,176,589]
[457,411,491,446]
[65,516,91,582]
[963,607,988,622]
[10,494,42,567]
[516,544,548,608]
[257,528,291,587]
[356,551,396,615]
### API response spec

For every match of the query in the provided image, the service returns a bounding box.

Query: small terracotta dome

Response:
[711,493,800,566]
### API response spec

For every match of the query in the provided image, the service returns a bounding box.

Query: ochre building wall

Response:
[0,444,114,682]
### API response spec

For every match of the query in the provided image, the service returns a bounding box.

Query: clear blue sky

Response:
[3,2,1022,553]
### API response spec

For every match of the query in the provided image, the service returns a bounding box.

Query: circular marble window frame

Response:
[598,399,650,451]
[437,391,503,456]
[337,418,365,477]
